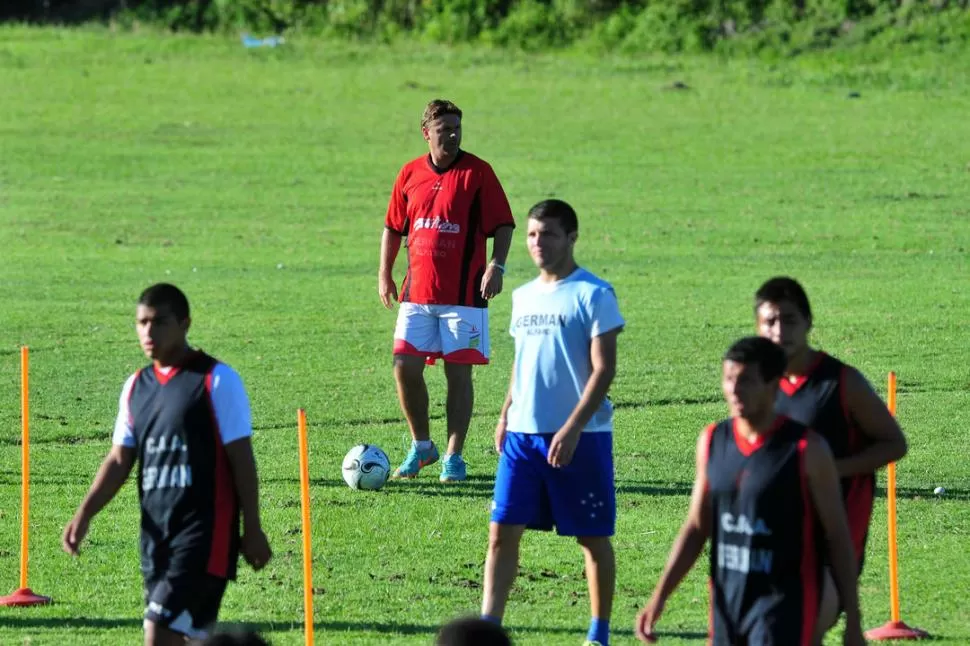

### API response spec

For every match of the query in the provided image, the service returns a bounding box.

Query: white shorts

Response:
[393,303,489,365]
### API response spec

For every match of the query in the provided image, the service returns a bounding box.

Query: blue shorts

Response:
[491,432,615,537]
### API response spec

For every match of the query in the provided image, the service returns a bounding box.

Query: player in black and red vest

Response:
[754,276,907,642]
[63,283,272,646]
[635,337,865,646]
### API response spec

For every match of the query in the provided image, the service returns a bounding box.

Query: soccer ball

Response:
[341,444,391,491]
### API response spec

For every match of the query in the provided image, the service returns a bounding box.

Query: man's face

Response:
[423,114,461,159]
[722,360,776,420]
[526,217,575,271]
[756,300,810,361]
[136,304,188,360]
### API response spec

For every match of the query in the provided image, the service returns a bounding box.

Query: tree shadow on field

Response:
[0,471,89,486]
[614,395,721,409]
[254,413,448,433]
[616,480,694,496]
[383,474,496,499]
[617,482,970,501]
[881,486,970,502]
[260,475,349,489]
[356,477,698,500]
[263,475,497,498]
[0,616,708,640]
[0,617,439,634]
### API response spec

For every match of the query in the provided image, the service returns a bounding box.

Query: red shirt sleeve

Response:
[479,163,515,236]
[384,166,409,234]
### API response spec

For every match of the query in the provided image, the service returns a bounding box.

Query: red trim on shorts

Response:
[204,370,235,578]
[394,339,442,365]
[393,339,443,359]
[441,348,489,365]
[798,437,819,646]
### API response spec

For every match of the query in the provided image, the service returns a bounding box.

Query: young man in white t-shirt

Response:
[480,200,625,646]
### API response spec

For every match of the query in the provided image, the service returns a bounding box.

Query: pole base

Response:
[0,587,52,607]
[865,620,930,640]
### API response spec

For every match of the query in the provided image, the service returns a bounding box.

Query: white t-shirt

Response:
[506,267,625,435]
[112,362,253,447]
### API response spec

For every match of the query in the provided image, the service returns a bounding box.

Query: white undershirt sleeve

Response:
[111,373,138,448]
[210,363,253,445]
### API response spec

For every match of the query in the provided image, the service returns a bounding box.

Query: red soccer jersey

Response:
[384,152,515,307]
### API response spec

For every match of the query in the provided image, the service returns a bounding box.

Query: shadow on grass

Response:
[0,616,708,640]
[617,480,694,496]
[254,413,447,433]
[380,474,496,499]
[5,470,960,504]
[879,486,970,502]
[258,476,699,499]
[614,395,721,409]
[378,477,697,499]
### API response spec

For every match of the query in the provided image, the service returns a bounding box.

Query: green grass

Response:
[1,26,969,645]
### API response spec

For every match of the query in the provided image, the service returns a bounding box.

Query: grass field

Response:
[1,26,969,645]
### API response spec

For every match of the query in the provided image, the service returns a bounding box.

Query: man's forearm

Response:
[653,524,707,601]
[836,437,907,476]
[490,226,514,267]
[226,441,263,530]
[235,472,262,531]
[564,367,615,431]
[380,228,403,276]
[499,389,513,422]
[79,452,133,519]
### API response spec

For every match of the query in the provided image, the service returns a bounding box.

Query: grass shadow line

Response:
[0,616,707,639]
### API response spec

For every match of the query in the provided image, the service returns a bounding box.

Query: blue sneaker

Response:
[439,453,467,483]
[392,442,440,479]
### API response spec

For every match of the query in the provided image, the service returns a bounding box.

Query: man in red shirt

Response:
[379,99,516,482]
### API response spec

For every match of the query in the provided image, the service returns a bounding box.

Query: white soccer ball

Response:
[341,444,391,491]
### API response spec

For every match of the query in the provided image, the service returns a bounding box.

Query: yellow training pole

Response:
[19,346,30,590]
[865,371,927,640]
[886,372,900,623]
[297,409,314,646]
[0,346,52,606]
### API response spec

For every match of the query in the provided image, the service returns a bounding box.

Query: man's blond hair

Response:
[421,99,462,129]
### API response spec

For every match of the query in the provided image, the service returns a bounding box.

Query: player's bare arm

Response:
[836,367,908,476]
[547,327,621,468]
[224,437,272,571]
[481,225,515,300]
[378,228,403,308]
[805,432,866,646]
[495,364,515,454]
[635,429,712,643]
[62,444,136,556]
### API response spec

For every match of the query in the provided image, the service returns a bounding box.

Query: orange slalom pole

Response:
[886,373,900,623]
[297,409,314,646]
[865,371,927,640]
[0,346,51,606]
[20,346,30,590]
